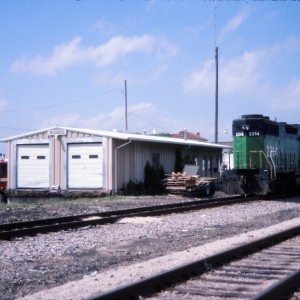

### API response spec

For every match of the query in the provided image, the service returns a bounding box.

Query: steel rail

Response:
[85,224,300,300]
[0,195,247,240]
[0,197,240,231]
[1,192,293,241]
[251,268,300,300]
[0,195,241,231]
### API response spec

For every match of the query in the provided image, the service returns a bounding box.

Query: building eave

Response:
[0,126,232,149]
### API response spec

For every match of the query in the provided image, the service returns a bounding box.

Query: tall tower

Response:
[215,46,219,144]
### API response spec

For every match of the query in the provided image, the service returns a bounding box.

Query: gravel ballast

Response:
[20,217,300,300]
[0,195,208,224]
[1,195,300,300]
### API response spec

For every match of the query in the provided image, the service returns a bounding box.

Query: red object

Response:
[0,160,7,192]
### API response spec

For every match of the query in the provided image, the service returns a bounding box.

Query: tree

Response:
[175,148,183,173]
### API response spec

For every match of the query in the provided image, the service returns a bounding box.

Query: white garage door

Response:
[68,143,103,188]
[17,144,50,188]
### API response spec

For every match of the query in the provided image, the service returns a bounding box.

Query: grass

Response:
[0,194,135,211]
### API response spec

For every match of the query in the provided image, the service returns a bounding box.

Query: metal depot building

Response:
[1,126,230,195]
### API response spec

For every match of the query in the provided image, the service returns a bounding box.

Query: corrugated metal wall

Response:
[6,129,223,192]
[112,139,222,190]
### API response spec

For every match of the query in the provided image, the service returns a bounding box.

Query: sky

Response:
[0,0,300,154]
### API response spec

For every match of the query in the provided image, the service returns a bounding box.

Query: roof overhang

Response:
[1,126,232,149]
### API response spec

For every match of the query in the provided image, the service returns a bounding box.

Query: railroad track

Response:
[86,224,300,300]
[0,195,247,240]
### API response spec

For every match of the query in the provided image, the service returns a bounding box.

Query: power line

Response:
[0,89,120,113]
[128,112,171,133]
[0,126,33,131]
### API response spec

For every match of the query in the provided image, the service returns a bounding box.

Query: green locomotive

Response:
[221,114,300,195]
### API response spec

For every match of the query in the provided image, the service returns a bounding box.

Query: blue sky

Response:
[0,1,300,153]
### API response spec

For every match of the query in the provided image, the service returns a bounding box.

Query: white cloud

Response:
[0,98,8,111]
[35,100,219,141]
[183,48,267,96]
[94,70,130,87]
[219,10,249,42]
[148,64,168,80]
[145,0,157,11]
[154,38,178,61]
[220,49,267,94]
[11,35,177,75]
[41,113,81,128]
[271,79,300,110]
[11,37,84,75]
[269,37,300,56]
[182,36,300,123]
[85,102,157,131]
[183,59,214,94]
[94,62,170,87]
[88,35,155,67]
[130,102,156,113]
[40,102,157,132]
[93,20,118,36]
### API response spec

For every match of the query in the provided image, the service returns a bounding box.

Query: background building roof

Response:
[1,126,232,149]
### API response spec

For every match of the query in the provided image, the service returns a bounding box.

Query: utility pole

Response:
[124,80,128,131]
[215,46,219,144]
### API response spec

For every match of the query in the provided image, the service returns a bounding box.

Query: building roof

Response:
[170,131,208,142]
[1,126,232,149]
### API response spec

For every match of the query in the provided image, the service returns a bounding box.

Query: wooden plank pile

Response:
[163,172,216,197]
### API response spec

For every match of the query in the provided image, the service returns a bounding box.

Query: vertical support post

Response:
[124,80,128,132]
[114,140,132,193]
[260,151,262,168]
[215,47,219,144]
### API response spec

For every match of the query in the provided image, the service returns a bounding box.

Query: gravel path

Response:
[1,195,300,300]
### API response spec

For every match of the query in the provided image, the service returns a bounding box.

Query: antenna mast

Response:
[214,3,219,144]
[215,46,218,144]
[124,80,128,131]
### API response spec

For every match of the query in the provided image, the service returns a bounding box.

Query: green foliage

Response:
[156,132,171,137]
[144,161,156,187]
[144,161,165,194]
[175,148,183,173]
[125,180,144,195]
[125,161,165,195]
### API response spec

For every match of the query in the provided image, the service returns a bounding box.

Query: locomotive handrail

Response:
[233,151,240,169]
[269,151,277,179]
[249,151,276,180]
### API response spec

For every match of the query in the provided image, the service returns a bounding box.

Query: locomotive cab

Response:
[220,114,299,196]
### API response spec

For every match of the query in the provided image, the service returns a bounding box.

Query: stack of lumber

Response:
[163,172,216,197]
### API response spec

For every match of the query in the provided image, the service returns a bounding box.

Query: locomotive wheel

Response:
[205,185,210,195]
[204,183,215,196]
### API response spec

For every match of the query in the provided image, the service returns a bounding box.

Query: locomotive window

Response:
[37,156,46,159]
[72,155,81,159]
[21,156,30,159]
[89,155,98,159]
